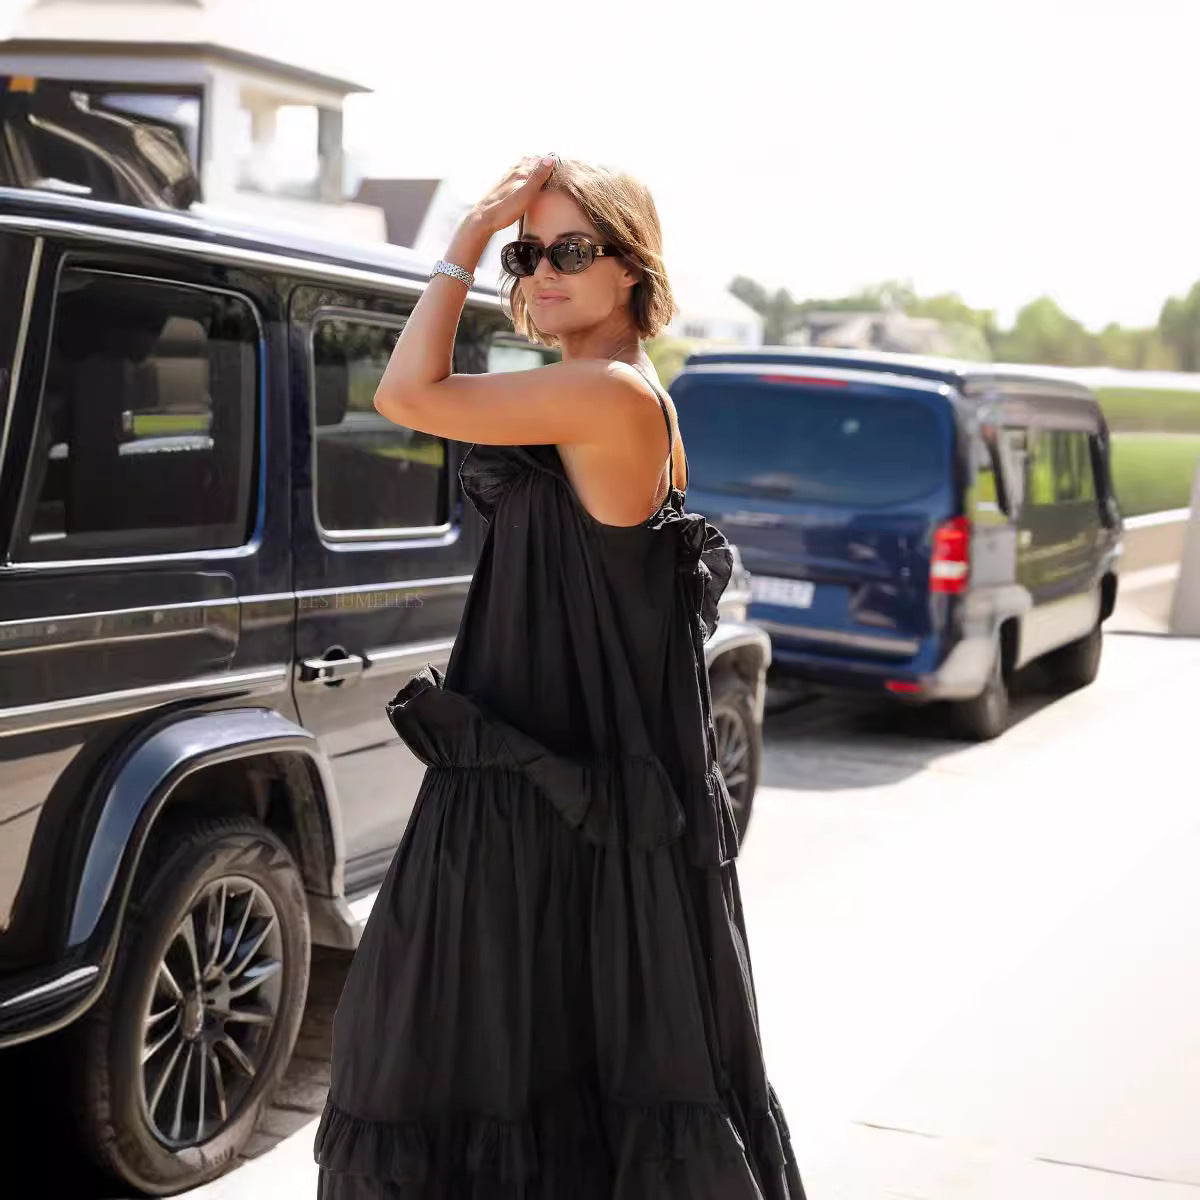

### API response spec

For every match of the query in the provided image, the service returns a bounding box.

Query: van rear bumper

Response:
[762,582,1030,702]
[767,628,998,702]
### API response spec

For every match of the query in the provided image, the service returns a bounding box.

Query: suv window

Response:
[0,234,35,466]
[311,317,448,534]
[13,270,258,561]
[487,337,558,372]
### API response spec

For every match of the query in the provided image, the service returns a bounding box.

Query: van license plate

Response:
[751,576,815,609]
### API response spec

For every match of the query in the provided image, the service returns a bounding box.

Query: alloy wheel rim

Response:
[139,876,284,1148]
[715,708,753,815]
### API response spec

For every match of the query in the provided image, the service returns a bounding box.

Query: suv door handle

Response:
[300,651,365,684]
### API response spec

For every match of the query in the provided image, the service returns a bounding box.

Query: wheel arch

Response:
[69,707,343,957]
[705,621,772,722]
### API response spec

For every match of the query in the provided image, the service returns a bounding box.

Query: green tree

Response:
[1097,323,1140,369]
[645,335,695,387]
[993,296,1101,366]
[729,276,804,345]
[849,279,918,311]
[903,291,998,360]
[725,272,1188,370]
[1159,282,1200,372]
[1095,324,1177,370]
[1138,333,1180,370]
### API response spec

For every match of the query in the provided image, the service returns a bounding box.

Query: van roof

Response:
[683,346,1100,406]
[677,361,955,398]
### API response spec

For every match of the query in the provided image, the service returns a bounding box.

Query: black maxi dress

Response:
[314,382,806,1199]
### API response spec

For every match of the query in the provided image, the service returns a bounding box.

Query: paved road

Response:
[746,632,1200,1198]
[4,632,1198,1198]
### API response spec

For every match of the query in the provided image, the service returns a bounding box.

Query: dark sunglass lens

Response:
[502,242,541,277]
[550,238,593,274]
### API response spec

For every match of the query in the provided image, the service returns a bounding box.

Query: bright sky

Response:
[3,0,1198,328]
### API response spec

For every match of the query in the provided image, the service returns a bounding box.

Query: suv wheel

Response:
[712,672,762,840]
[75,815,310,1195]
[948,642,1010,742]
[1044,622,1103,691]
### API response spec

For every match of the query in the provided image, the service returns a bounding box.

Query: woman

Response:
[315,154,805,1199]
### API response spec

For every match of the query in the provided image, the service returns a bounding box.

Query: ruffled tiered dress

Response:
[314,434,806,1199]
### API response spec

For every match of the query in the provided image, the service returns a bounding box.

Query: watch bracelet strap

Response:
[432,259,475,289]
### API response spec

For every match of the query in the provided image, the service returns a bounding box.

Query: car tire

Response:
[1044,622,1103,692]
[74,814,311,1196]
[947,642,1010,742]
[711,672,762,840]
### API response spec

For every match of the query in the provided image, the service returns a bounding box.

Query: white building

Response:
[786,310,960,356]
[666,276,764,347]
[0,0,382,245]
[0,0,515,276]
[352,178,508,285]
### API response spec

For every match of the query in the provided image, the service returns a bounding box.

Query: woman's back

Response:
[445,380,693,760]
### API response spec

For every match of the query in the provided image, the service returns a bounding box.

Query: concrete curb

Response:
[1168,469,1200,636]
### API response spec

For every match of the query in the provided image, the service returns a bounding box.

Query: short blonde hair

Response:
[502,157,677,347]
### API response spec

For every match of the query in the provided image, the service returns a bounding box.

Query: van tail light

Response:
[931,517,970,594]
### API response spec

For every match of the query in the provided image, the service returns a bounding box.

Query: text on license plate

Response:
[750,575,815,608]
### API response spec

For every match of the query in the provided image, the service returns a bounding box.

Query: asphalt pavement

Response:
[3,631,1198,1199]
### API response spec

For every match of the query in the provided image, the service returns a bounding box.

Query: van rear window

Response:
[676,377,948,506]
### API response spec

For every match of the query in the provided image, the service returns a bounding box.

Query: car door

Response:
[0,242,279,961]
[289,285,482,896]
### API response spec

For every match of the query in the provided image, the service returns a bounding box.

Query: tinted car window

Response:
[487,335,560,374]
[1051,431,1096,503]
[970,435,1008,525]
[1000,429,1029,510]
[311,317,447,534]
[676,376,948,506]
[0,234,36,464]
[13,270,258,561]
[1027,430,1096,507]
[487,342,548,372]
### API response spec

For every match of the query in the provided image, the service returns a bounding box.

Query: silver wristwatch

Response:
[431,260,475,289]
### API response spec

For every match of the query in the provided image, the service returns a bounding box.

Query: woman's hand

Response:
[467,154,557,237]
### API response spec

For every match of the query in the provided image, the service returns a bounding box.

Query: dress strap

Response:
[653,389,676,490]
[634,362,686,492]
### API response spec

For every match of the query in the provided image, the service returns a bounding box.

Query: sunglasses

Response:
[500,235,620,278]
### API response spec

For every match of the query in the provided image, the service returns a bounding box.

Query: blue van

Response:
[670,348,1123,739]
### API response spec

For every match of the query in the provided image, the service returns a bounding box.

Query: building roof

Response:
[352,179,441,248]
[3,2,371,94]
[670,275,764,327]
[0,36,372,94]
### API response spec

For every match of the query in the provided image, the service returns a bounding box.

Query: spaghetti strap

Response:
[653,389,676,490]
[635,362,685,493]
[657,389,690,495]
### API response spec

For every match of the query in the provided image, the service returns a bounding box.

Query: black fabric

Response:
[315,389,806,1198]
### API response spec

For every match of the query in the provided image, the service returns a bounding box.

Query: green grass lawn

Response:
[1111,433,1200,516]
[1096,387,1200,434]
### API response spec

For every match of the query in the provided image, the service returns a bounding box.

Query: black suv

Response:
[0,188,770,1192]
